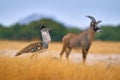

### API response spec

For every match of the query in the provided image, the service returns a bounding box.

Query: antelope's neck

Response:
[87,28,96,43]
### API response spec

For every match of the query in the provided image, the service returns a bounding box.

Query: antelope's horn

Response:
[86,16,96,22]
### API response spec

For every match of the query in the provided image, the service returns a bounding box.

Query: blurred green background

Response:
[0,18,120,41]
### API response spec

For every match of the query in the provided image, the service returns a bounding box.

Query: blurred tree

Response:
[95,25,120,41]
[0,18,120,41]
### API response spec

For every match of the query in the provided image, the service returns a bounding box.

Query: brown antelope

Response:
[60,16,102,63]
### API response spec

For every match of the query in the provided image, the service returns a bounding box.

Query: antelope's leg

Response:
[82,49,88,63]
[66,47,72,61]
[60,46,66,59]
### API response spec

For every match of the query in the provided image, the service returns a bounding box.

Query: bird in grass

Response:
[15,25,51,57]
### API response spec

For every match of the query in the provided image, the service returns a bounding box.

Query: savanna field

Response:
[0,40,120,80]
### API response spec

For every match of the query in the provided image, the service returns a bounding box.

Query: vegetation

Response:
[0,55,120,80]
[0,40,120,54]
[0,18,120,41]
[95,25,120,41]
[0,38,120,80]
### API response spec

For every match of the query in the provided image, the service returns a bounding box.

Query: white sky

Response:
[0,0,120,28]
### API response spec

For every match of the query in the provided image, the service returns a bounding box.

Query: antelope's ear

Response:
[97,20,102,24]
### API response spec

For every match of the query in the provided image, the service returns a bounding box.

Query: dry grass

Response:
[0,40,120,80]
[49,41,120,54]
[0,55,120,80]
[0,40,120,54]
[90,41,120,54]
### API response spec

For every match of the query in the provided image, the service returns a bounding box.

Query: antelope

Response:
[60,16,102,63]
[15,25,51,57]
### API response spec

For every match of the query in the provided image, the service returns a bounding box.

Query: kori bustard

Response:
[15,25,51,57]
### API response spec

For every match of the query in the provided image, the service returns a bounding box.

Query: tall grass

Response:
[0,40,120,80]
[0,55,120,80]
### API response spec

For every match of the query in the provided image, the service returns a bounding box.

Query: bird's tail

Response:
[15,51,22,56]
[15,41,43,56]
